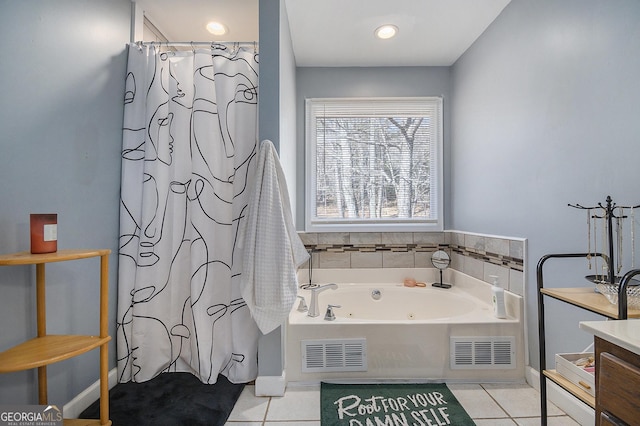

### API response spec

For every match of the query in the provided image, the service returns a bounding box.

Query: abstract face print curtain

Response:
[117,44,260,384]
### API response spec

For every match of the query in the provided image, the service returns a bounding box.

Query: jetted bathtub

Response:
[286,268,524,383]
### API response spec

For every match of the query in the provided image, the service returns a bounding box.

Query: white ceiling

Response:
[134,0,259,43]
[134,0,511,67]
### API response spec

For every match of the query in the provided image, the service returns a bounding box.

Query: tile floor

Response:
[226,382,581,425]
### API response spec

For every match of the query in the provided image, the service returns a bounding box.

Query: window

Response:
[305,97,443,232]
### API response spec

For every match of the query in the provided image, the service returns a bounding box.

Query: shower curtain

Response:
[116,43,260,384]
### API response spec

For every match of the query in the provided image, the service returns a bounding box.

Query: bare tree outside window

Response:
[316,116,431,219]
[306,97,443,232]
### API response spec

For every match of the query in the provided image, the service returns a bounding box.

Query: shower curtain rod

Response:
[134,41,257,48]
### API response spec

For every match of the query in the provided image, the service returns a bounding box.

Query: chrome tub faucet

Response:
[308,283,337,317]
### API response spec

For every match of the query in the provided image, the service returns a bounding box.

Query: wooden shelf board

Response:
[540,287,640,319]
[0,335,111,372]
[64,418,111,426]
[543,369,595,409]
[0,249,111,266]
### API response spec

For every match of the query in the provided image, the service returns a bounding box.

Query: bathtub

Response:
[286,268,524,383]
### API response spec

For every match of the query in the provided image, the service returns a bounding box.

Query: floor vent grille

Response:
[301,338,367,373]
[450,336,516,369]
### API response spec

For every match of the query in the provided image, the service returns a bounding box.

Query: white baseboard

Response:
[255,371,286,397]
[63,368,119,419]
[526,366,594,426]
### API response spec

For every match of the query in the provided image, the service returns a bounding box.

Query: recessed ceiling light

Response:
[375,24,398,40]
[206,21,228,36]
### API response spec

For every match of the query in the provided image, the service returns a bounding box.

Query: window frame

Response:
[305,96,444,233]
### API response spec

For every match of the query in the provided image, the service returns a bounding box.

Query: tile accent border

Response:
[450,243,524,272]
[298,231,526,297]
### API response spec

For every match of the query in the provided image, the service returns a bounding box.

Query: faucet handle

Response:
[297,296,308,312]
[324,304,341,321]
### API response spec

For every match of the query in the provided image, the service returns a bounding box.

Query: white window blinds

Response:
[305,97,443,232]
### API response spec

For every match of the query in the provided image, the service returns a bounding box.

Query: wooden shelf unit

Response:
[0,249,112,426]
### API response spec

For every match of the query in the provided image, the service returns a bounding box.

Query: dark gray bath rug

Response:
[79,372,245,426]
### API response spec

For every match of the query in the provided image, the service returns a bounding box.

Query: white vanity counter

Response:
[579,319,640,356]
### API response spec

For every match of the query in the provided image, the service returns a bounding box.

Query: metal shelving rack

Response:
[537,196,640,425]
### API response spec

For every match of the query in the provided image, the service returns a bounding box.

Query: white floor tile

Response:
[447,383,509,419]
[265,385,321,421]
[227,385,270,422]
[225,382,577,425]
[482,383,564,417]
[473,419,518,426]
[514,415,581,426]
[224,422,263,425]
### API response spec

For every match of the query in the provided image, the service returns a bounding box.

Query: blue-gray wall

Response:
[295,67,452,229]
[451,0,640,369]
[0,0,129,406]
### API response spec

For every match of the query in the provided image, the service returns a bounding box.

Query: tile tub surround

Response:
[298,231,526,296]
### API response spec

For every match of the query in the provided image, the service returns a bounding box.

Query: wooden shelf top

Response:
[0,249,111,266]
[0,335,111,373]
[543,369,595,409]
[540,287,640,319]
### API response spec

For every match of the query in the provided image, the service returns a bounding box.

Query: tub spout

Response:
[308,283,338,317]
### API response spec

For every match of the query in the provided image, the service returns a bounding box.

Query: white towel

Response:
[240,140,310,334]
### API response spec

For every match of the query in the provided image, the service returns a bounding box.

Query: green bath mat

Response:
[321,382,476,425]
